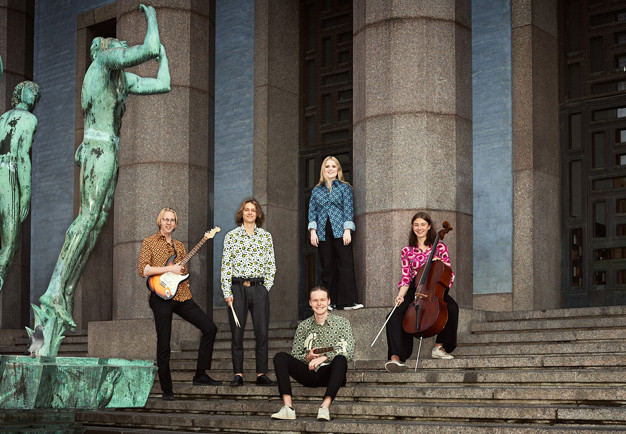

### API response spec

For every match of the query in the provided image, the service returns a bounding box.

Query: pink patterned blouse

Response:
[398,243,455,289]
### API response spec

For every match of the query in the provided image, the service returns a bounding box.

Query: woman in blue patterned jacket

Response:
[308,156,363,310]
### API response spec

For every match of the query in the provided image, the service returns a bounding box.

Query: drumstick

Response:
[230,303,241,327]
[370,301,400,347]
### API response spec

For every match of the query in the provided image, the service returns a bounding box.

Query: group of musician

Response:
[137,155,458,421]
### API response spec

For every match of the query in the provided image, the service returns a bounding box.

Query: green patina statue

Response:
[0,81,40,291]
[38,4,170,354]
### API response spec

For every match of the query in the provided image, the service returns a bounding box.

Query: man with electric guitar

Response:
[271,285,355,422]
[138,208,222,400]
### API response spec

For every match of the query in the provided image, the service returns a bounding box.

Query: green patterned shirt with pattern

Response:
[291,313,355,368]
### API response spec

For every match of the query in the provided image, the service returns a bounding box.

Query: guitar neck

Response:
[178,237,208,267]
[313,346,335,354]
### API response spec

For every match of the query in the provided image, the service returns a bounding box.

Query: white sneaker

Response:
[384,360,406,372]
[344,303,364,310]
[431,346,454,359]
[317,406,330,421]
[271,405,296,420]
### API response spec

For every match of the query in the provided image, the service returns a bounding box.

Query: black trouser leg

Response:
[149,294,175,395]
[174,299,217,372]
[386,284,415,362]
[318,223,337,299]
[229,282,249,374]
[318,221,358,307]
[435,290,458,353]
[273,352,348,401]
[249,285,270,374]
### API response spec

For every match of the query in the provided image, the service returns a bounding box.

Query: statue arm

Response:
[100,4,160,70]
[17,118,36,222]
[125,44,171,95]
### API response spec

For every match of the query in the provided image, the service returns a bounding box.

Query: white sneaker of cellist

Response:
[431,346,454,359]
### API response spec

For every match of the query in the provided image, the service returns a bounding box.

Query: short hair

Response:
[11,81,41,109]
[156,208,178,230]
[235,198,265,227]
[90,37,126,59]
[309,285,330,299]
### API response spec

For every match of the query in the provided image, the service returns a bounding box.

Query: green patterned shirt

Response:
[291,313,355,367]
[220,225,276,298]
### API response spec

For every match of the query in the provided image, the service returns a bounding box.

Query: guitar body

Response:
[146,254,189,300]
[144,227,220,300]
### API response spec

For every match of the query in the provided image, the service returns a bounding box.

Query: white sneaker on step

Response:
[271,405,296,420]
[317,406,331,421]
[431,346,454,359]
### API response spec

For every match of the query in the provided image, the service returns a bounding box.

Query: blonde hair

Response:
[156,208,178,230]
[316,156,350,189]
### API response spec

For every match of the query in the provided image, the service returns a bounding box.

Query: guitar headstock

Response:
[334,338,348,355]
[204,226,221,240]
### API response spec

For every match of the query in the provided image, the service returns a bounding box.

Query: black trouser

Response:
[149,294,217,395]
[318,221,358,307]
[273,352,347,401]
[228,279,270,374]
[386,281,458,361]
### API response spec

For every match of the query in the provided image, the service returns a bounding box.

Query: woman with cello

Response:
[384,211,459,372]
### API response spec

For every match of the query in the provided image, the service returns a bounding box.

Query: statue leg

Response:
[40,145,118,327]
[0,167,20,291]
[63,167,118,316]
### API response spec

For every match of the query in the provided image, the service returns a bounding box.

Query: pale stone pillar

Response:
[0,0,34,328]
[112,0,215,320]
[511,0,560,310]
[254,0,299,321]
[353,1,473,308]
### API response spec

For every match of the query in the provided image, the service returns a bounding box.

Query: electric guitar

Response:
[302,333,348,366]
[146,227,221,300]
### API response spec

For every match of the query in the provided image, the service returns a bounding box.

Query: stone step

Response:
[482,305,626,322]
[213,327,296,342]
[167,367,626,385]
[470,315,626,333]
[141,398,626,423]
[462,328,626,345]
[454,341,626,357]
[184,338,294,351]
[76,409,626,433]
[153,382,626,404]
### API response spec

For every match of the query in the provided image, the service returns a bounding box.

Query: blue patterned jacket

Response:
[307,179,356,241]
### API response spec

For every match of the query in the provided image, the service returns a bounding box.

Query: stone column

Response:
[254,0,300,321]
[511,0,560,310]
[0,0,34,328]
[353,1,473,308]
[113,0,215,320]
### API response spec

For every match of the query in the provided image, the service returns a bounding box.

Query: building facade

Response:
[0,0,620,335]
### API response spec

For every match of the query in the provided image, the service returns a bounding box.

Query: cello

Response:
[402,221,453,367]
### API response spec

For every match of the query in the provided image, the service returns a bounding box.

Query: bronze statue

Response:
[0,81,40,291]
[39,4,170,336]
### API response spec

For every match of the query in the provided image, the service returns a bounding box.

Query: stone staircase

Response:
[0,329,89,357]
[36,307,626,431]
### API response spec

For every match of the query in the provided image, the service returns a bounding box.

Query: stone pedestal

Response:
[0,355,155,409]
[353,1,473,308]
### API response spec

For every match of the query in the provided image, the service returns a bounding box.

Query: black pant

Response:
[228,280,270,374]
[149,294,217,395]
[273,352,347,401]
[386,281,458,361]
[318,221,358,307]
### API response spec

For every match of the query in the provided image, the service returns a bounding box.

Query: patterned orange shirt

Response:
[138,232,192,302]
